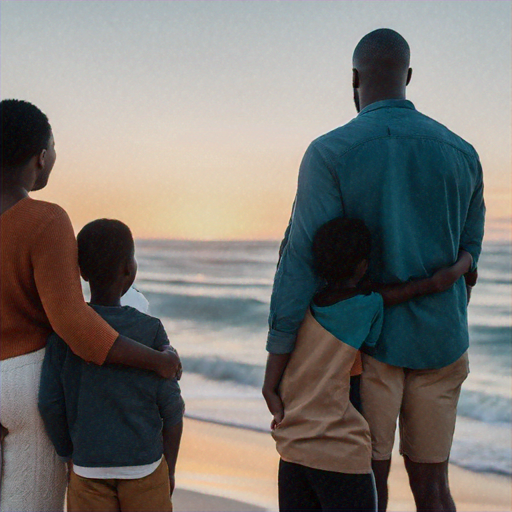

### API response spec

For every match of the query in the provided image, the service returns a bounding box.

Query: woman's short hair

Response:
[1,99,52,174]
[77,219,135,287]
[312,217,372,283]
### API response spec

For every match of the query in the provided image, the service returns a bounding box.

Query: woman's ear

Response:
[36,148,47,170]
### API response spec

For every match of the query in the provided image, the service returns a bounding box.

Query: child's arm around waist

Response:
[370,250,473,307]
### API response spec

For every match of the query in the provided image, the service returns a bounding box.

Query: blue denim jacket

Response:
[267,100,485,369]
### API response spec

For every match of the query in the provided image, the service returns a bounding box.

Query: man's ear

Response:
[352,69,359,88]
[406,68,412,86]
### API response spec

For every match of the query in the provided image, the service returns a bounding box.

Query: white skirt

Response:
[0,348,66,512]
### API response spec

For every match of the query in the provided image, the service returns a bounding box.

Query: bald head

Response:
[352,29,412,111]
[354,29,410,73]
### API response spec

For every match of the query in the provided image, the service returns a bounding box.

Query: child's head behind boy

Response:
[77,219,137,306]
[312,217,372,292]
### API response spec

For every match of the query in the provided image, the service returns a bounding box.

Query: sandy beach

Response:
[173,418,511,512]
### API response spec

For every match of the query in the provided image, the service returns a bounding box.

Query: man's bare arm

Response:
[262,353,291,428]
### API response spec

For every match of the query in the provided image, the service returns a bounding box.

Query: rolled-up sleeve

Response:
[267,142,343,354]
[460,157,485,272]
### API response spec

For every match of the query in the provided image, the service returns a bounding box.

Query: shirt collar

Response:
[358,99,416,116]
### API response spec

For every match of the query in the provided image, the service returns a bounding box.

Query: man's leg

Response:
[403,456,455,512]
[360,355,404,512]
[399,352,469,512]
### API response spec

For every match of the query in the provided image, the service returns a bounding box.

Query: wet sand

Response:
[173,418,511,511]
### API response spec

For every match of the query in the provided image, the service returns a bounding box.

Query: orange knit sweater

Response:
[0,197,118,364]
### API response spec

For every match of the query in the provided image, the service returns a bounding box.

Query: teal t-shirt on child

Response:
[311,292,383,351]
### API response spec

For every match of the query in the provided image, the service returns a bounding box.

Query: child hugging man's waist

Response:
[38,219,184,512]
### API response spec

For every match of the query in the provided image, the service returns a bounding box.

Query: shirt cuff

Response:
[266,330,296,354]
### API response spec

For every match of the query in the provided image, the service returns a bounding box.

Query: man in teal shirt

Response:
[263,29,484,512]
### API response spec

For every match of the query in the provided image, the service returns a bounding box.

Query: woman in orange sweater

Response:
[0,100,180,512]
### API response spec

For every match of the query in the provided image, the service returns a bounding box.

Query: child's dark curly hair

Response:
[312,217,371,284]
[77,219,134,287]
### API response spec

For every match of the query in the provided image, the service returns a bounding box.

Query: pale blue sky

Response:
[1,1,510,239]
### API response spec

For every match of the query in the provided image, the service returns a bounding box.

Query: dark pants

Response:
[278,459,376,512]
[349,375,362,413]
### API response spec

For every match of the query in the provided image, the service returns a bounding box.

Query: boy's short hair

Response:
[0,99,52,173]
[312,217,371,283]
[77,219,134,287]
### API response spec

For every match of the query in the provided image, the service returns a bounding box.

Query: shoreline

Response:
[174,418,511,512]
[184,413,511,479]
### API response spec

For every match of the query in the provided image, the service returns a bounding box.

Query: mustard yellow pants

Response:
[67,458,172,512]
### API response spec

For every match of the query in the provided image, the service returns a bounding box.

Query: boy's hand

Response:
[169,473,175,496]
[430,250,473,294]
[66,460,73,483]
[430,266,459,293]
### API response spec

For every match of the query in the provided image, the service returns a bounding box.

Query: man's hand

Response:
[157,346,182,380]
[262,353,291,429]
[263,389,285,430]
[263,382,285,429]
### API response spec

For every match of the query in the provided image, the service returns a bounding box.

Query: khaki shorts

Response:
[360,352,469,463]
[67,458,172,512]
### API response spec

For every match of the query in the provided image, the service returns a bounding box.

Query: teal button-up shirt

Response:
[267,99,485,369]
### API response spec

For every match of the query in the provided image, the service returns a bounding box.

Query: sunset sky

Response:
[1,1,510,240]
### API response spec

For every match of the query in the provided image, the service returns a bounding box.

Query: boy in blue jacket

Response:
[39,219,184,512]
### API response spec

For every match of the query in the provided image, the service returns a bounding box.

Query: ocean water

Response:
[134,239,511,477]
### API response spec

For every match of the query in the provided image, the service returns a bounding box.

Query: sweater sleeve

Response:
[31,209,118,365]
